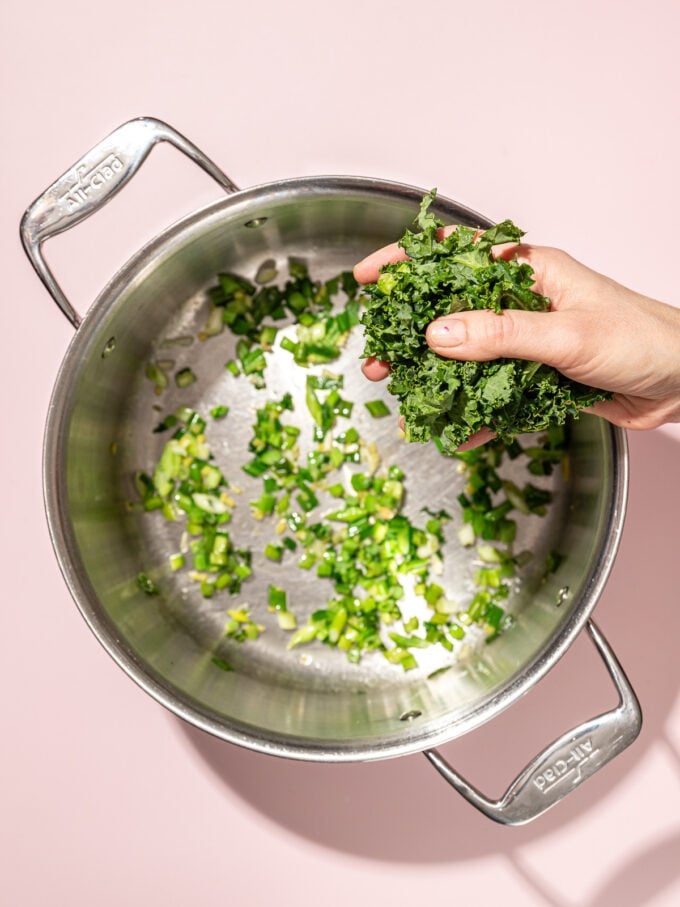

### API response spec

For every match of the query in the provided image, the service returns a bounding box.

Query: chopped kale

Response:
[361,190,609,453]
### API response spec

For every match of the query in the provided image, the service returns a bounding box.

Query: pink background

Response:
[2,2,679,905]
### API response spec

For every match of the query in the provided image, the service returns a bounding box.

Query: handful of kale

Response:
[361,191,609,454]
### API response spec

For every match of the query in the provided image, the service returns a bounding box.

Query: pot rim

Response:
[42,175,629,762]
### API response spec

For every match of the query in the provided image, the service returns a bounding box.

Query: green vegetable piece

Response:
[364,400,391,418]
[477,545,503,564]
[192,493,229,514]
[341,271,359,298]
[135,254,555,668]
[545,550,565,574]
[137,572,159,596]
[328,607,347,644]
[211,656,234,672]
[145,362,168,394]
[280,336,297,354]
[277,611,297,631]
[288,623,320,649]
[251,492,276,517]
[153,414,178,433]
[169,553,185,571]
[218,272,255,297]
[240,346,267,377]
[259,325,278,348]
[360,191,610,452]
[268,585,287,611]
[175,367,197,388]
[288,257,308,280]
[210,405,229,420]
[255,259,278,284]
[242,458,269,478]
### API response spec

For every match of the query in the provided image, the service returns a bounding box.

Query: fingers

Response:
[583,398,669,431]
[353,226,458,284]
[492,241,536,264]
[583,400,627,425]
[457,428,497,451]
[361,357,390,381]
[426,308,579,370]
[353,242,407,284]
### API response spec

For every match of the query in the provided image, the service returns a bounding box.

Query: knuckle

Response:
[544,246,570,262]
[531,247,572,283]
[517,243,541,265]
[476,310,516,348]
[538,246,572,267]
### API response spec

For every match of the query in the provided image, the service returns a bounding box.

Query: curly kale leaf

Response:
[361,190,609,454]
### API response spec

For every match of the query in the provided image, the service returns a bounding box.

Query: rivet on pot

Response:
[399,709,422,722]
[556,586,570,607]
[101,337,116,358]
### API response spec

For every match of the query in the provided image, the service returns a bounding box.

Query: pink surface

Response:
[1,2,679,905]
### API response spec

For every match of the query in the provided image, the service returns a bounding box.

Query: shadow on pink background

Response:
[179,428,680,902]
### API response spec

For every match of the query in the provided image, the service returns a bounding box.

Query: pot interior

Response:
[47,180,623,759]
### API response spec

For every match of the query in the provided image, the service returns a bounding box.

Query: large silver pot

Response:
[22,118,641,825]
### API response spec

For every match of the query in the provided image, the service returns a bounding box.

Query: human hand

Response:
[355,230,680,448]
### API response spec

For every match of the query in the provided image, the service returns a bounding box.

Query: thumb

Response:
[426,309,577,369]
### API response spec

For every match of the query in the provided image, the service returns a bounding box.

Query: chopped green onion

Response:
[255,259,278,284]
[277,610,297,630]
[137,572,159,595]
[259,326,278,348]
[134,258,558,671]
[169,553,185,571]
[175,367,197,388]
[545,550,565,574]
[145,362,168,394]
[364,399,391,418]
[268,585,287,611]
[211,656,234,671]
[264,543,284,562]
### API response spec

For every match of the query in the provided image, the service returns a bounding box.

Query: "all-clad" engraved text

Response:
[59,154,125,212]
[532,738,599,794]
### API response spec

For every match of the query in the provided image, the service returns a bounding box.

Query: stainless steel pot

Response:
[22,117,641,825]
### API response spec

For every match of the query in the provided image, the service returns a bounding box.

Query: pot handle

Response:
[20,117,239,329]
[424,620,642,826]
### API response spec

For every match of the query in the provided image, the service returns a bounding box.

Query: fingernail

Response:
[429,318,467,347]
